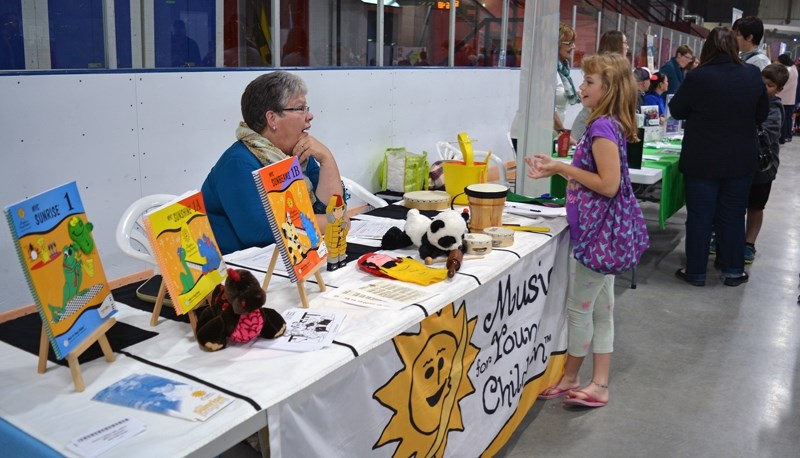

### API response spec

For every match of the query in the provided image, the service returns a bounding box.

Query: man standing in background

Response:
[659,44,693,101]
[171,19,201,67]
[733,16,770,71]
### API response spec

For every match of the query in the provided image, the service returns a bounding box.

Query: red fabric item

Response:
[357,252,397,279]
[229,309,264,343]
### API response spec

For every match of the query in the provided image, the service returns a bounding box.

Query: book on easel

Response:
[253,157,327,307]
[252,156,327,282]
[142,190,226,316]
[5,181,117,391]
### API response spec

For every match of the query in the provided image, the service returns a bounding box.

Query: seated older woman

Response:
[202,71,343,255]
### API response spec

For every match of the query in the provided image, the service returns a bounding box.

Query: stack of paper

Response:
[505,202,566,217]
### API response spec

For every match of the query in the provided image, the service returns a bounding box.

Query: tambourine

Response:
[403,190,451,211]
[464,233,493,255]
[482,226,514,247]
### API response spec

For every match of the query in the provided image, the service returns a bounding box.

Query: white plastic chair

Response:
[116,194,176,326]
[435,141,509,186]
[341,176,388,209]
[116,194,177,265]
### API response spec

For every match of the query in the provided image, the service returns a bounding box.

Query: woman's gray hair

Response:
[241,71,308,133]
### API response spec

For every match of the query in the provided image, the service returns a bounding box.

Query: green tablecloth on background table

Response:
[641,148,684,229]
[549,145,685,229]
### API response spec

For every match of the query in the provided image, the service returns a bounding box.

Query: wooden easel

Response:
[39,318,116,392]
[262,249,326,308]
[150,280,199,332]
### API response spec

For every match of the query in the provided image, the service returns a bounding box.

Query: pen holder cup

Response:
[443,160,488,205]
[462,183,508,232]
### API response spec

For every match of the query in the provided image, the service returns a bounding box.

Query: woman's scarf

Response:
[557,59,580,105]
[236,122,288,166]
[235,122,317,206]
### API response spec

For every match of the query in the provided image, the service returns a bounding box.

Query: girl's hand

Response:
[293,134,333,165]
[525,154,561,178]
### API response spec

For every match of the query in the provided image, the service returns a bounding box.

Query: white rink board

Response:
[0,67,520,312]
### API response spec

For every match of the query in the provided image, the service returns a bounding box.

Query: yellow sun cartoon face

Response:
[373,302,479,457]
[410,331,456,433]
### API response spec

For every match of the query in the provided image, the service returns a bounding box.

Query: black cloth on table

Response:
[116,279,190,324]
[345,205,437,263]
[0,310,158,366]
[356,204,439,220]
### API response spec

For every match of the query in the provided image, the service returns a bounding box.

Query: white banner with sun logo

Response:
[267,237,570,457]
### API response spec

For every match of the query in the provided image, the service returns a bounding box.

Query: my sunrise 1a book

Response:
[252,156,327,282]
[4,181,116,360]
[142,190,226,315]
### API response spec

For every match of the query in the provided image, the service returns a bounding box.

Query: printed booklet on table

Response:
[92,373,233,421]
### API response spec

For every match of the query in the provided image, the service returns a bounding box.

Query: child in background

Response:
[643,71,668,122]
[745,63,788,263]
[525,53,647,408]
[632,67,651,112]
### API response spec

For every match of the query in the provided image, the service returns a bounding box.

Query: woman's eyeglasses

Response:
[560,41,575,46]
[282,105,310,113]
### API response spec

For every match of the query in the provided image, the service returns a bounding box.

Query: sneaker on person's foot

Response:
[724,272,749,287]
[744,244,756,264]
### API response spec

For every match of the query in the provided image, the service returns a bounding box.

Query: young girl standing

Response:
[526,53,647,407]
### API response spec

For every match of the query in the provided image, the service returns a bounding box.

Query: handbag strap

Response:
[574,117,634,199]
[614,122,634,198]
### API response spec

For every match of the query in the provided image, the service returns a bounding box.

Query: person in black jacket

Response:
[669,27,768,287]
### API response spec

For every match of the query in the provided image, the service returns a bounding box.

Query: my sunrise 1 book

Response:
[4,181,116,360]
[142,190,226,315]
[252,156,327,282]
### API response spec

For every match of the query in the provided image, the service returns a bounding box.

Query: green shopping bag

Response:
[378,147,429,193]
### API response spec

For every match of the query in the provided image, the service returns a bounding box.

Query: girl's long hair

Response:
[598,30,624,55]
[583,53,639,142]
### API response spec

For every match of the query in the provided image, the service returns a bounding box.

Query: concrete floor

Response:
[497,141,800,458]
[224,142,800,458]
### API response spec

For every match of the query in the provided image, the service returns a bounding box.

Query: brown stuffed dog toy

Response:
[195,268,286,351]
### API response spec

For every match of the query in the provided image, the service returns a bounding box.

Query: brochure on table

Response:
[324,279,438,309]
[92,373,233,422]
[67,417,146,458]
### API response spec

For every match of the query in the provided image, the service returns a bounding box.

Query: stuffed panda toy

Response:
[381,209,469,262]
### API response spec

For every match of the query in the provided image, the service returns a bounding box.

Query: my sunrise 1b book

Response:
[4,181,116,360]
[142,190,226,315]
[252,156,327,282]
